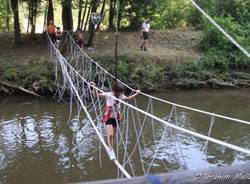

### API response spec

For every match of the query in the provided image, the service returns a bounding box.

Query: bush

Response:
[199,16,250,71]
[0,58,53,92]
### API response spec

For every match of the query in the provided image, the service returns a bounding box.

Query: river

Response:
[0,89,249,184]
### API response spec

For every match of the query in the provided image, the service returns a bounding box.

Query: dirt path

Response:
[0,30,202,64]
[91,30,202,63]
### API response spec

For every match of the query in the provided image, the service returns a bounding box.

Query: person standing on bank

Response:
[140,19,150,51]
[55,27,62,48]
[47,20,57,43]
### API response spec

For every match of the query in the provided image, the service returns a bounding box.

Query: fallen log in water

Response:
[0,81,42,97]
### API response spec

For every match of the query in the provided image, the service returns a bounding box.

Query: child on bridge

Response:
[90,81,140,160]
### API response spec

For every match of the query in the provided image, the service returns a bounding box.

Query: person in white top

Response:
[90,81,140,160]
[141,19,150,51]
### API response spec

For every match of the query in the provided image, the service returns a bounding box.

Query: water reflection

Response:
[55,134,71,169]
[24,116,39,148]
[38,117,55,149]
[0,119,23,171]
[71,119,102,170]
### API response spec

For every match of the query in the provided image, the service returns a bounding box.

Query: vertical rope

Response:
[114,0,119,77]
[146,105,175,174]
[174,106,188,170]
[49,30,250,179]
[202,115,215,153]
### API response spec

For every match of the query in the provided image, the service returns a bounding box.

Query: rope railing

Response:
[55,34,250,155]
[55,34,182,176]
[48,35,132,178]
[65,32,250,126]
[48,32,250,181]
[46,0,250,177]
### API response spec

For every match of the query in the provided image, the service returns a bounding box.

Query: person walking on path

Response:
[140,19,150,51]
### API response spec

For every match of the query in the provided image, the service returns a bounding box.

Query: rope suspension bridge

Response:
[47,0,250,181]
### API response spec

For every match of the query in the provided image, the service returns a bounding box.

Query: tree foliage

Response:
[0,0,13,32]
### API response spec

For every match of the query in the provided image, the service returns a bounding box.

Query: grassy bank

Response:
[0,33,54,96]
[94,55,250,91]
[0,31,250,96]
[0,57,54,96]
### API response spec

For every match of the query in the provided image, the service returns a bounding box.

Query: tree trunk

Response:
[118,12,122,29]
[215,0,222,15]
[84,1,92,31]
[27,5,30,33]
[117,0,122,29]
[96,0,106,30]
[108,0,115,30]
[86,0,99,47]
[47,0,54,25]
[6,0,10,32]
[77,0,84,30]
[80,0,88,30]
[31,0,38,35]
[117,10,122,29]
[10,0,21,44]
[27,0,38,35]
[62,0,73,31]
[43,5,47,32]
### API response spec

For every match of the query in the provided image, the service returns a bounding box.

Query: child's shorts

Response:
[143,32,149,40]
[105,118,120,127]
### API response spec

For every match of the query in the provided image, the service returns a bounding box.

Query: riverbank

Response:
[93,54,250,91]
[0,33,53,96]
[0,31,250,96]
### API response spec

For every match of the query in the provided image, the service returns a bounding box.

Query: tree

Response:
[62,0,73,31]
[108,0,116,29]
[47,0,54,25]
[0,0,12,32]
[6,0,11,32]
[10,0,21,44]
[80,0,88,30]
[28,0,39,35]
[97,0,106,30]
[77,0,84,30]
[86,0,99,47]
[84,0,92,31]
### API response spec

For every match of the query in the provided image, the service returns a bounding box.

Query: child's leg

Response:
[141,40,145,49]
[144,39,148,50]
[112,119,119,147]
[106,124,114,149]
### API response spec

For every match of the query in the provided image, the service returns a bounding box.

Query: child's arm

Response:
[125,90,141,101]
[90,82,106,98]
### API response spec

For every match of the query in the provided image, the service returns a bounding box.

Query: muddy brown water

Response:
[0,89,249,184]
